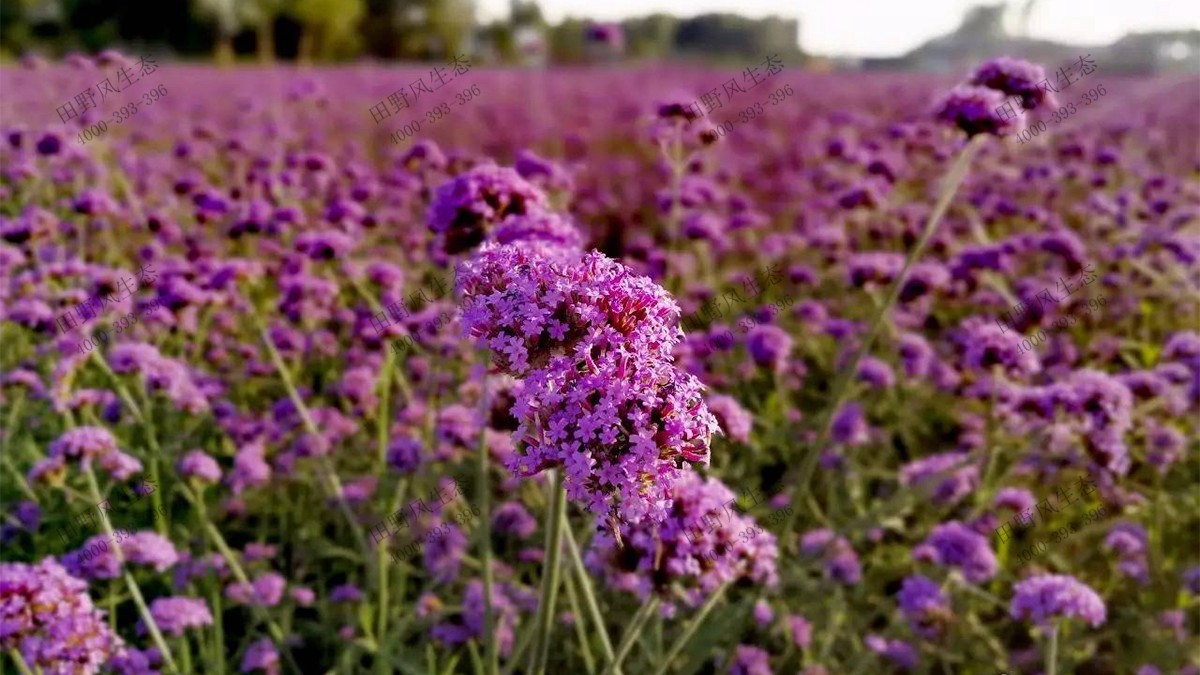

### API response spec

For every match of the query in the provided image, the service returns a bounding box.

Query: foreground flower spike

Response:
[456,244,684,376]
[968,56,1057,112]
[1011,574,1107,628]
[426,164,550,255]
[585,472,778,617]
[515,349,719,526]
[0,558,124,674]
[934,85,1018,138]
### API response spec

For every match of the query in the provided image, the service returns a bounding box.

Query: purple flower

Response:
[900,453,979,506]
[456,245,683,376]
[787,614,813,648]
[487,212,584,254]
[1010,574,1106,627]
[330,584,363,603]
[994,487,1036,514]
[426,165,550,255]
[423,524,468,584]
[830,402,869,446]
[800,528,862,585]
[44,427,143,483]
[1103,522,1149,584]
[64,532,179,580]
[492,501,537,539]
[226,572,286,607]
[0,558,123,674]
[707,394,754,443]
[865,635,918,669]
[856,357,895,388]
[968,56,1057,111]
[178,450,221,483]
[745,324,793,372]
[386,436,424,473]
[897,574,949,639]
[240,638,279,674]
[431,580,524,657]
[728,644,772,675]
[934,85,1017,138]
[913,521,997,583]
[146,597,213,637]
[752,600,774,627]
[586,473,778,617]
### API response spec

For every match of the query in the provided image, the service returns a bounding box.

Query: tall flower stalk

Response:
[783,135,986,532]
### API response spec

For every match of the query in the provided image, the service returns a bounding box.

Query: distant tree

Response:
[191,0,237,63]
[548,18,586,63]
[291,0,366,61]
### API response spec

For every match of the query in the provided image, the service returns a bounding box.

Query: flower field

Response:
[1,55,1198,675]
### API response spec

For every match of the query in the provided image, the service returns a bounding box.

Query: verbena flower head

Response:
[897,574,951,639]
[514,349,720,527]
[1010,574,1107,627]
[585,472,778,617]
[426,165,550,255]
[456,245,682,376]
[146,596,214,637]
[913,521,997,583]
[728,644,772,675]
[487,212,585,254]
[707,394,753,443]
[36,426,143,483]
[63,532,180,580]
[934,85,1017,138]
[800,528,862,585]
[0,558,123,674]
[968,56,1057,111]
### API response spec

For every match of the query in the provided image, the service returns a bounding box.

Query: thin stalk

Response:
[8,648,35,675]
[475,355,499,675]
[179,485,302,675]
[82,467,179,673]
[1045,624,1059,675]
[375,348,396,675]
[784,135,985,533]
[529,471,566,675]
[561,520,619,672]
[651,581,730,675]
[563,572,597,675]
[600,596,660,675]
[254,321,370,557]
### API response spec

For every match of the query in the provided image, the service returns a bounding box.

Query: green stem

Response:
[82,468,179,673]
[475,354,499,675]
[563,572,597,675]
[651,581,730,675]
[254,321,370,557]
[179,485,302,675]
[529,471,566,675]
[784,135,985,533]
[561,518,619,671]
[600,596,659,675]
[8,648,35,675]
[1046,624,1059,675]
[375,349,395,675]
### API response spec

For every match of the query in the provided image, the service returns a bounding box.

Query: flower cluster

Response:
[28,426,142,485]
[442,164,720,527]
[0,558,124,674]
[1010,574,1107,627]
[585,472,778,616]
[934,56,1055,137]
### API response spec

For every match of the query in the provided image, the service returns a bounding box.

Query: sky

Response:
[476,0,1200,57]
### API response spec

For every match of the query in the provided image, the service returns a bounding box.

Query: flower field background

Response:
[1,57,1199,675]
